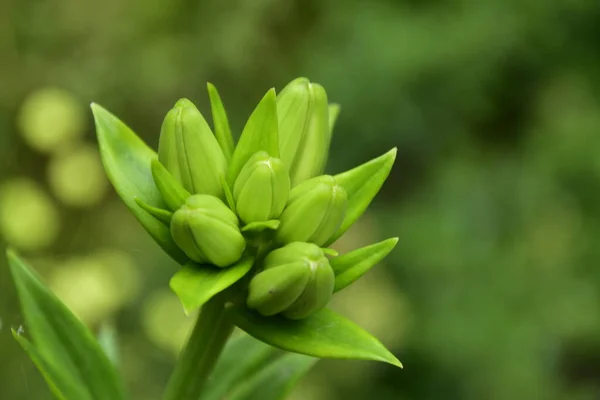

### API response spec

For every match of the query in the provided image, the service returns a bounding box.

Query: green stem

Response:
[163,295,234,400]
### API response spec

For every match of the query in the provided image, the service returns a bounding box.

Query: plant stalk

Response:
[163,295,234,400]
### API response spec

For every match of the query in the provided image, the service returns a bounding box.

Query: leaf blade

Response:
[200,333,276,400]
[207,83,235,161]
[150,158,191,212]
[134,197,173,225]
[328,103,340,135]
[227,352,317,400]
[227,89,279,186]
[332,237,399,292]
[228,305,401,367]
[13,331,94,400]
[8,249,127,400]
[327,148,397,245]
[91,103,187,264]
[170,257,254,314]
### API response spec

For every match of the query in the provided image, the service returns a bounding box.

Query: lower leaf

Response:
[331,237,399,292]
[170,257,254,314]
[227,352,317,400]
[13,331,93,400]
[227,305,402,367]
[200,333,276,400]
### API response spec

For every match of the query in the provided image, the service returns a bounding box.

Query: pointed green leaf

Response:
[227,89,278,186]
[321,248,339,257]
[150,158,191,211]
[241,220,280,233]
[134,197,173,225]
[221,176,236,211]
[200,333,276,400]
[13,331,94,400]
[328,103,340,134]
[91,103,187,264]
[332,238,399,292]
[228,305,401,367]
[170,257,254,314]
[326,148,397,245]
[227,352,317,400]
[207,83,235,161]
[7,249,127,400]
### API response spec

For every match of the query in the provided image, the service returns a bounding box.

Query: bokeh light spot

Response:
[18,87,85,153]
[48,144,108,208]
[49,250,141,326]
[0,178,60,251]
[141,290,196,356]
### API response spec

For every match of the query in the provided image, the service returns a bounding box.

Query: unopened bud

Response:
[170,194,245,267]
[275,175,347,246]
[158,99,227,198]
[247,242,334,319]
[233,151,290,224]
[277,78,329,187]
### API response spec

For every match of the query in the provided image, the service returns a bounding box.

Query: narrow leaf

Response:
[170,257,254,314]
[321,248,339,257]
[13,331,93,400]
[228,305,402,367]
[200,333,276,400]
[326,148,397,245]
[241,220,280,233]
[328,103,340,134]
[221,176,236,211]
[207,83,235,161]
[331,238,399,292]
[151,159,191,211]
[227,89,278,186]
[91,103,187,264]
[227,352,317,400]
[7,249,127,399]
[134,197,173,225]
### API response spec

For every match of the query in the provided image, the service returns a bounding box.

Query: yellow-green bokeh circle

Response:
[0,178,60,251]
[18,87,85,153]
[48,144,108,208]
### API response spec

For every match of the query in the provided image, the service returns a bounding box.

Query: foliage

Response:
[2,0,600,399]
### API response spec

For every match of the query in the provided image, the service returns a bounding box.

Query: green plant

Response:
[6,77,400,400]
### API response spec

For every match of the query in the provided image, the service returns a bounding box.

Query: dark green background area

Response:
[2,0,600,399]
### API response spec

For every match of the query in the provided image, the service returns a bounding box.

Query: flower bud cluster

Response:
[150,78,353,319]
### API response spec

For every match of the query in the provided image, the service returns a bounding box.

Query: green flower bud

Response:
[277,78,329,187]
[233,151,290,224]
[158,99,227,198]
[247,242,335,319]
[170,194,245,267]
[275,175,347,246]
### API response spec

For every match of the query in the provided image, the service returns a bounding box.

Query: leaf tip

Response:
[387,147,398,161]
[181,304,195,316]
[388,356,403,369]
[263,88,277,103]
[387,237,400,246]
[90,102,106,117]
[375,348,403,368]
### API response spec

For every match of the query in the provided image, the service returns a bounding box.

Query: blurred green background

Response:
[2,0,600,399]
